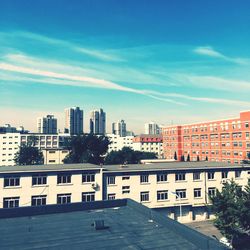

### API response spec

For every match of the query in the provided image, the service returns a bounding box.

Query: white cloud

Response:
[0,54,185,105]
[193,46,249,64]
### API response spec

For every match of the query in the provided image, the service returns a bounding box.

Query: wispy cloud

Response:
[0,31,124,62]
[0,53,185,105]
[193,46,249,64]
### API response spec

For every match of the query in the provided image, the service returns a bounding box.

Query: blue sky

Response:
[1,0,250,133]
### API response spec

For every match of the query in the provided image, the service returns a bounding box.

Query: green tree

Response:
[174,151,177,161]
[210,180,250,246]
[14,145,44,165]
[63,134,110,164]
[104,147,157,165]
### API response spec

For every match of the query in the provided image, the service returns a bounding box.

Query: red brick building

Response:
[163,111,250,163]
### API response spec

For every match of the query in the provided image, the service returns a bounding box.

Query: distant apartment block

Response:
[89,108,106,135]
[37,115,57,134]
[145,122,160,135]
[0,162,249,223]
[65,107,83,135]
[112,120,126,137]
[133,134,163,158]
[163,111,250,163]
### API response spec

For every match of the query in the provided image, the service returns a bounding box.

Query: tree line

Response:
[14,134,157,165]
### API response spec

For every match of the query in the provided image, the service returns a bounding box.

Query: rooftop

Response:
[0,199,226,250]
[103,161,245,173]
[0,161,248,174]
[0,163,100,174]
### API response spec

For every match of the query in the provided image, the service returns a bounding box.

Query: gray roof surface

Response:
[0,161,247,174]
[0,163,100,173]
[103,161,244,172]
[0,200,226,250]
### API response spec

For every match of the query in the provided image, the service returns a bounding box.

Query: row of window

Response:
[4,173,96,187]
[107,171,241,185]
[108,188,217,202]
[3,192,95,208]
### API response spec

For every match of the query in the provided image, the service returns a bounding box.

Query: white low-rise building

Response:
[107,134,134,152]
[0,133,21,166]
[42,148,69,164]
[0,161,249,223]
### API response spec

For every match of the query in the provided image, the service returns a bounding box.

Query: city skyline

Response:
[1,1,250,133]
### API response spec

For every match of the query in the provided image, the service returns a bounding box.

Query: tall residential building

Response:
[89,108,106,135]
[145,122,160,135]
[112,120,126,137]
[37,115,57,134]
[163,110,250,163]
[64,107,83,135]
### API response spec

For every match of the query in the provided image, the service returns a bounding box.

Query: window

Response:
[175,173,186,181]
[82,192,95,202]
[57,193,71,204]
[31,195,47,206]
[193,172,201,180]
[140,175,149,183]
[32,175,47,185]
[175,189,186,199]
[4,176,20,187]
[48,160,56,163]
[157,190,168,201]
[122,186,130,194]
[140,191,149,202]
[208,188,216,197]
[194,188,202,198]
[157,174,167,182]
[3,197,19,208]
[235,170,241,178]
[82,173,95,183]
[122,176,130,180]
[221,172,228,179]
[107,194,116,200]
[107,176,116,185]
[57,174,71,184]
[207,172,215,180]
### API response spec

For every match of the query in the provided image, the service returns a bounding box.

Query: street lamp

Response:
[171,191,182,221]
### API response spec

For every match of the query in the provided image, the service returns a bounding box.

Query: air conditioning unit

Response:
[92,183,99,189]
[221,179,227,184]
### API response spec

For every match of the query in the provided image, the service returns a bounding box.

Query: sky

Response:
[1,0,250,134]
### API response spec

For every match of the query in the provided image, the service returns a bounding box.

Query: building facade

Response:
[112,120,126,137]
[89,108,106,135]
[0,162,249,223]
[133,134,163,158]
[163,111,250,163]
[37,115,57,134]
[0,133,21,166]
[107,134,134,152]
[145,122,160,135]
[42,148,69,164]
[65,107,83,135]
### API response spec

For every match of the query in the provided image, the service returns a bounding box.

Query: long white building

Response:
[0,161,249,223]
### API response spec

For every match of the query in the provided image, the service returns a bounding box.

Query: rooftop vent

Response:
[92,220,109,230]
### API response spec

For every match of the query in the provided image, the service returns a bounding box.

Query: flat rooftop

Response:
[0,199,226,250]
[0,161,247,174]
[0,163,100,173]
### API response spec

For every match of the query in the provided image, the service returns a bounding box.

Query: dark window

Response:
[175,189,186,199]
[82,192,95,202]
[31,195,47,206]
[57,174,71,184]
[140,175,149,183]
[4,177,20,187]
[82,173,95,183]
[175,173,186,181]
[32,175,47,185]
[3,197,19,208]
[194,188,202,198]
[193,172,201,180]
[140,191,149,202]
[57,194,71,204]
[157,190,168,200]
[157,174,167,182]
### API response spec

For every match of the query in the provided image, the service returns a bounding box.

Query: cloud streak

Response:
[193,46,249,65]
